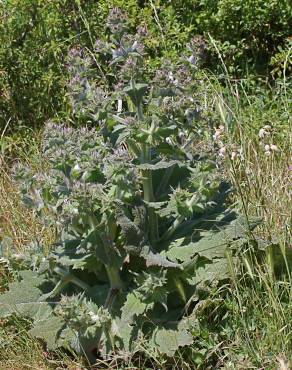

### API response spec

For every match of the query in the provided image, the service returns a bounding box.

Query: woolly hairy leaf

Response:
[141,245,181,269]
[123,83,148,107]
[117,205,182,269]
[187,258,229,286]
[0,271,48,318]
[111,317,142,353]
[152,327,193,356]
[28,315,65,350]
[116,209,144,249]
[138,160,184,171]
[121,293,147,324]
[111,293,147,352]
[166,216,250,263]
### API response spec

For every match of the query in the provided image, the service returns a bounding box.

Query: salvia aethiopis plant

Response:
[0,8,255,363]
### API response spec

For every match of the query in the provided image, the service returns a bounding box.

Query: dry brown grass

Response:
[229,142,291,242]
[0,164,53,252]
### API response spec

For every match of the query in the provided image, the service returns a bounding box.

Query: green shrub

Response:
[170,0,292,73]
[1,0,290,133]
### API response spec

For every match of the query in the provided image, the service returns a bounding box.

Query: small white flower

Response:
[89,311,100,322]
[13,253,25,260]
[213,129,222,140]
[218,146,226,157]
[259,125,271,139]
[213,125,224,141]
[270,144,279,152]
[264,144,270,151]
[178,131,185,139]
[231,151,237,160]
[258,128,266,138]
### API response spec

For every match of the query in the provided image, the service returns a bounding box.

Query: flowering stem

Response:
[137,102,159,247]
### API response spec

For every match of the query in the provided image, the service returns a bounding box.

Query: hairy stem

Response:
[104,266,123,309]
[40,267,90,301]
[54,267,90,291]
[155,166,174,199]
[138,103,159,247]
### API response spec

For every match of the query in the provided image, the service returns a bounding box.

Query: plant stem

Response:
[104,266,123,309]
[137,101,159,247]
[40,267,90,301]
[155,166,174,199]
[54,266,90,291]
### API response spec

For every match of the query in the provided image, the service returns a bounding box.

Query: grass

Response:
[0,77,291,369]
[0,164,54,253]
[211,77,292,369]
[0,316,86,370]
[221,246,292,369]
[209,75,291,241]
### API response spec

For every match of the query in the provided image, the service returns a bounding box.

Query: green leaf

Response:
[0,271,48,319]
[187,258,229,286]
[28,315,65,350]
[141,246,181,269]
[166,216,251,263]
[123,83,148,107]
[138,159,184,171]
[152,327,193,356]
[116,208,144,249]
[112,293,148,352]
[121,293,147,324]
[111,317,142,353]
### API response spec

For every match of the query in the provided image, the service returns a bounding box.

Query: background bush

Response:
[0,0,291,133]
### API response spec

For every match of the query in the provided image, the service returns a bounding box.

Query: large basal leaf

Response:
[0,271,49,319]
[187,258,230,286]
[138,159,184,171]
[166,216,251,264]
[121,293,147,324]
[116,208,144,248]
[151,326,193,356]
[140,245,181,269]
[28,315,66,350]
[111,293,148,352]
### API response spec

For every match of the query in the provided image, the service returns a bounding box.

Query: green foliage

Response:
[170,0,292,73]
[1,0,291,134]
[0,20,254,362]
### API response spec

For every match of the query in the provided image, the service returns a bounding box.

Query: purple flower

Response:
[106,7,128,34]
